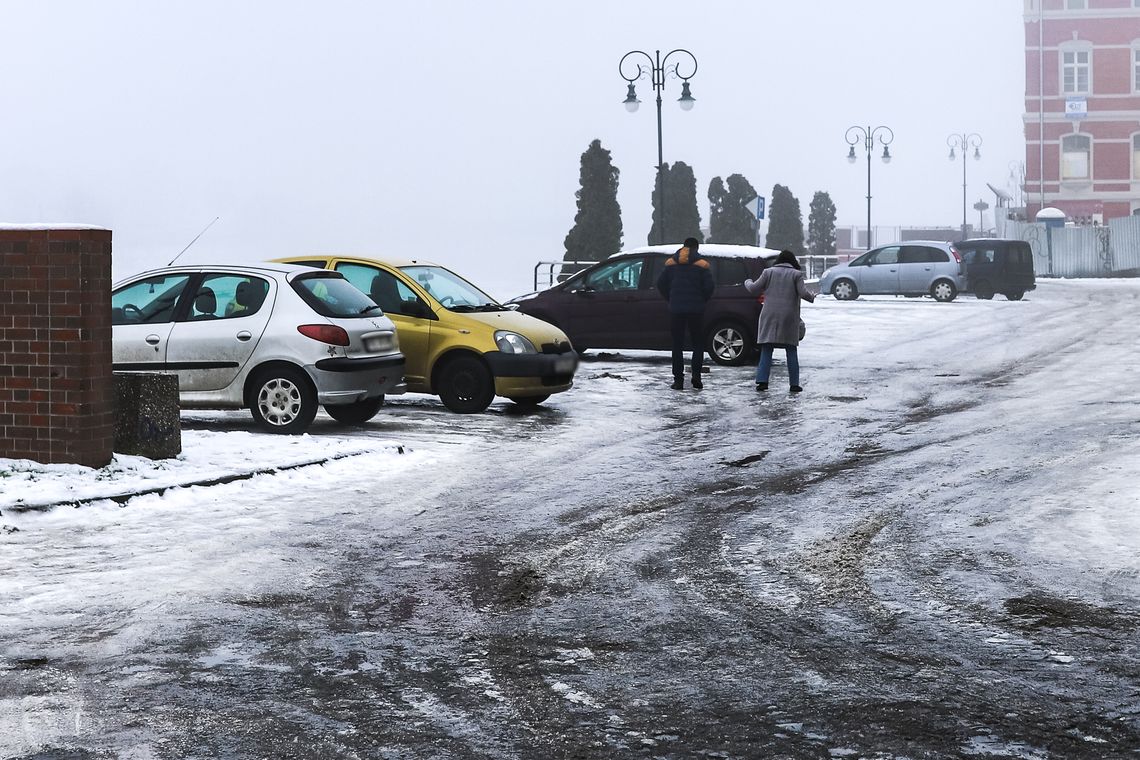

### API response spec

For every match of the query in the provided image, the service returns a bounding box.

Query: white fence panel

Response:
[1108,217,1140,272]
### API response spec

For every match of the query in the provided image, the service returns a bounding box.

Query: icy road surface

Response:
[2,280,1139,759]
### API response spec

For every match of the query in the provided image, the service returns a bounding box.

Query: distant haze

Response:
[0,1,1024,298]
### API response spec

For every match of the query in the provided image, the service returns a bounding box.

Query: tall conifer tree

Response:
[807,191,837,258]
[649,162,703,245]
[765,184,805,254]
[564,139,623,267]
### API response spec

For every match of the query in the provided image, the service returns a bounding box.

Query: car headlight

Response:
[495,331,537,354]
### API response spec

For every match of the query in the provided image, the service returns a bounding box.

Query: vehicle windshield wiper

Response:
[477,303,506,312]
[358,304,384,314]
[448,304,478,312]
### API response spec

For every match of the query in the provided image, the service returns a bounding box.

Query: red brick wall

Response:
[0,227,114,467]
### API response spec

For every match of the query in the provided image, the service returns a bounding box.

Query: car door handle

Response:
[236,330,253,342]
[144,334,161,346]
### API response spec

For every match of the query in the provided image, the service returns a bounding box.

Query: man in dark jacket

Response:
[656,237,715,390]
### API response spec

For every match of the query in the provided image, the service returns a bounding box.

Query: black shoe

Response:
[790,385,803,393]
[671,379,684,390]
[692,377,703,390]
[756,382,768,392]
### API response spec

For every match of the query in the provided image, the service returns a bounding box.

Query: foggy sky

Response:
[1,1,1025,297]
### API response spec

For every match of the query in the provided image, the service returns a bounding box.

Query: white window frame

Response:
[1132,133,1140,181]
[1134,43,1140,93]
[1060,43,1092,95]
[1061,133,1092,182]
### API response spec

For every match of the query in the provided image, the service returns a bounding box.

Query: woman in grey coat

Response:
[744,250,815,392]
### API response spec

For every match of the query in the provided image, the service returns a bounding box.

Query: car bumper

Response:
[310,353,407,403]
[484,350,577,394]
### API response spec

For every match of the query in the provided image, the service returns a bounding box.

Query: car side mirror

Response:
[404,300,432,319]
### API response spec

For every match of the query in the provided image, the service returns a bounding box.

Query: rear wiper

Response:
[358,305,384,315]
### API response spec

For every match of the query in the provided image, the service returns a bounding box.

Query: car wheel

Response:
[438,355,495,413]
[707,321,753,366]
[324,395,384,425]
[508,394,550,408]
[832,279,858,301]
[931,279,958,302]
[1004,290,1025,301]
[975,280,995,300]
[248,365,318,434]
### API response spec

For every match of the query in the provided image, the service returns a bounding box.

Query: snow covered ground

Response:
[1,278,1138,758]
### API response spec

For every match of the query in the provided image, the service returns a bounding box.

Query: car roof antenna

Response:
[168,216,221,266]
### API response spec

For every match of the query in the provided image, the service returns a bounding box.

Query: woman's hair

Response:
[776,249,801,270]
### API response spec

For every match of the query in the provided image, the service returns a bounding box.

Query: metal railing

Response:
[533,260,596,291]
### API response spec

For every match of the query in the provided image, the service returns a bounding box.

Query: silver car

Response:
[818,241,965,302]
[112,263,405,433]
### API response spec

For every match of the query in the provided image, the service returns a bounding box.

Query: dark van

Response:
[509,244,779,365]
[956,239,1036,301]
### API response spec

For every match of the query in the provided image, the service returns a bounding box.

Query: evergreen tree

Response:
[707,176,727,243]
[807,191,837,258]
[649,162,703,245]
[721,174,759,245]
[564,139,623,269]
[765,184,805,254]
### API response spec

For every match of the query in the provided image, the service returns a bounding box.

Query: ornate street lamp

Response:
[620,49,698,245]
[845,125,894,250]
[948,132,983,239]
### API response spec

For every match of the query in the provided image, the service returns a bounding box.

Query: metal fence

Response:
[996,216,1140,277]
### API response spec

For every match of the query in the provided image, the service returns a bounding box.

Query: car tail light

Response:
[297,324,350,346]
[949,245,962,263]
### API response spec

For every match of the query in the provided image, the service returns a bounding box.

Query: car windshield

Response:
[401,265,504,312]
[292,273,381,318]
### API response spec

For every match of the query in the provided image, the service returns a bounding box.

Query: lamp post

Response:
[845,125,894,250]
[620,49,698,245]
[947,132,982,240]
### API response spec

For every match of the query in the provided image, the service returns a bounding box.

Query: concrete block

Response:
[113,372,181,459]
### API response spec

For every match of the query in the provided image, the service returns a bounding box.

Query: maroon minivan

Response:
[509,244,779,365]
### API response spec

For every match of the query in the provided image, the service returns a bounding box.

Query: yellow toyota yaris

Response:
[277,256,578,413]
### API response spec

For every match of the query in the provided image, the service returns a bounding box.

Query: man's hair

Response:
[683,237,700,250]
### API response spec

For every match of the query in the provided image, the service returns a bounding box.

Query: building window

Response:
[1062,48,1091,94]
[1135,46,1140,92]
[1066,0,1087,8]
[1133,135,1140,180]
[1062,134,1091,181]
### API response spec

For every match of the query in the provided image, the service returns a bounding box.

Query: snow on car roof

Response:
[616,243,781,259]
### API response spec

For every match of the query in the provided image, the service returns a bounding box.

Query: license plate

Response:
[554,357,575,373]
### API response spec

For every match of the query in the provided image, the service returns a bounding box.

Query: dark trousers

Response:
[670,312,705,380]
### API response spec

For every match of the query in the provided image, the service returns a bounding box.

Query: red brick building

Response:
[1024,0,1140,222]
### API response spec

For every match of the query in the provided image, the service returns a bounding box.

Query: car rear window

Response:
[708,257,748,286]
[292,273,379,318]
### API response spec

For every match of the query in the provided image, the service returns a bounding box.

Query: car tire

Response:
[508,394,550,408]
[324,396,384,425]
[975,280,995,300]
[248,365,318,434]
[832,279,858,301]
[707,320,753,366]
[438,354,495,414]
[931,279,958,303]
[1004,290,1025,301]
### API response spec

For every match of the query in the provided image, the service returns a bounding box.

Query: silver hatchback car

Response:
[112,263,405,433]
[818,241,965,302]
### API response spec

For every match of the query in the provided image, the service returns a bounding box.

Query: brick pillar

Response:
[0,225,114,467]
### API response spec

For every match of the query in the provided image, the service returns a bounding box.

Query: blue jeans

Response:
[756,344,799,386]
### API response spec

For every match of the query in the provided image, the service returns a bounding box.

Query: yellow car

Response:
[277,256,578,413]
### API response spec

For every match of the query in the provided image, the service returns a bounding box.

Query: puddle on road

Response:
[1004,592,1135,631]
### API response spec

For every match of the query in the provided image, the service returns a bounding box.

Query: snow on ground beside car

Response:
[0,430,406,511]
